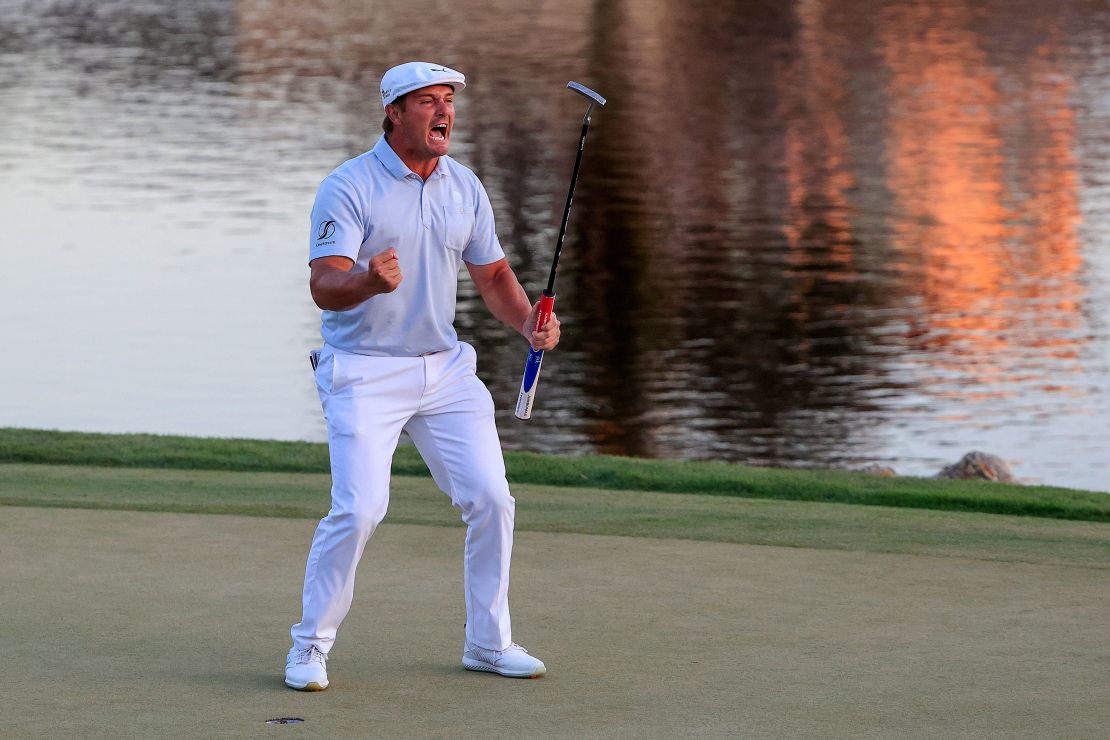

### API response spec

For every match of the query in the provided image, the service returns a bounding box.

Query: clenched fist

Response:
[368,248,403,295]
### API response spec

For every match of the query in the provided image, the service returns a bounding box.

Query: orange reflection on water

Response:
[1012,37,1085,363]
[878,2,1086,390]
[783,0,857,271]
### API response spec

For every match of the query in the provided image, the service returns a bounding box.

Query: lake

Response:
[1,0,1108,491]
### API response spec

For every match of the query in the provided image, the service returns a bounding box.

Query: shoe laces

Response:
[294,645,327,666]
[471,642,528,662]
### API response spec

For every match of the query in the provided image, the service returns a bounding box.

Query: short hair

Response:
[382,93,409,135]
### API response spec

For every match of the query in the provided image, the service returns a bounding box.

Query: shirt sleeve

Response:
[308,174,364,264]
[461,180,506,266]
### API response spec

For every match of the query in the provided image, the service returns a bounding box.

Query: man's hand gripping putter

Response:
[515,81,606,420]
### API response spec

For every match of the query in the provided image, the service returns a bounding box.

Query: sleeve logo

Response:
[316,220,336,241]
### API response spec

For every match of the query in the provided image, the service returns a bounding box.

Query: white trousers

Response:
[291,342,515,653]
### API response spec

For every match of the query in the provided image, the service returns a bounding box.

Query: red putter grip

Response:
[534,293,555,334]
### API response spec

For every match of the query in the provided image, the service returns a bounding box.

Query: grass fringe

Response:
[2,428,1108,522]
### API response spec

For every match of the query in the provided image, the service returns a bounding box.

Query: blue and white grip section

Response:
[514,293,555,420]
[514,347,545,419]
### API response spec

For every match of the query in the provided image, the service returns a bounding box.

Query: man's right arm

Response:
[309,249,403,311]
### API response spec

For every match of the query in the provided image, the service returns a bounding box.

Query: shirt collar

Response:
[372,134,448,180]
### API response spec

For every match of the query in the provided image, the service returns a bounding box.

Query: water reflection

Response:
[1,0,1108,489]
[572,0,902,465]
[879,2,1088,400]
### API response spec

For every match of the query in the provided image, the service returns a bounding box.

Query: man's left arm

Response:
[466,259,561,351]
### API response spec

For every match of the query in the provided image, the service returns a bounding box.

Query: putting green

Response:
[2,505,1108,738]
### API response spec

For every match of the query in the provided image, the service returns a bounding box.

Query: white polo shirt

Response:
[308,135,505,356]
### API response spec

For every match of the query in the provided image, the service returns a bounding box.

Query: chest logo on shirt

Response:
[317,220,336,241]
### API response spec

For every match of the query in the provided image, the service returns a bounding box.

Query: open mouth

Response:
[430,123,448,141]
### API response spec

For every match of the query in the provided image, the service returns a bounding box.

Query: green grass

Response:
[3,463,1109,567]
[2,428,1108,522]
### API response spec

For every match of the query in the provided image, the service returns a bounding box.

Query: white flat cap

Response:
[380,61,466,107]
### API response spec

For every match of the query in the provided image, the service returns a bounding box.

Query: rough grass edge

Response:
[1,427,1107,523]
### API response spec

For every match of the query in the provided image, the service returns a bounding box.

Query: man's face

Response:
[388,84,455,159]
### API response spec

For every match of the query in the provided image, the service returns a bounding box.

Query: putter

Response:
[514,81,606,420]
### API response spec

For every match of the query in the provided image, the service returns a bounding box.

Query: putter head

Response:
[567,81,606,107]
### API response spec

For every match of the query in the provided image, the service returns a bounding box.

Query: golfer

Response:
[285,61,557,690]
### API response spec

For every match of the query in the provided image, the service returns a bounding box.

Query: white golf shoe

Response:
[285,645,329,691]
[462,642,546,678]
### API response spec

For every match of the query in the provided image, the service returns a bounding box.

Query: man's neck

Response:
[386,134,439,181]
